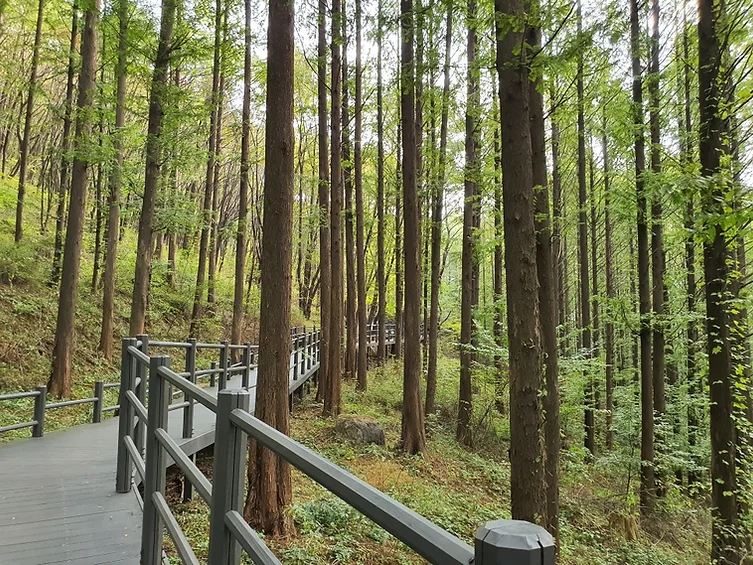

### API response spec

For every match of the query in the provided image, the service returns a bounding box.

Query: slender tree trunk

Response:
[425,0,452,415]
[457,0,478,445]
[529,23,559,540]
[354,0,367,391]
[129,0,177,337]
[243,0,294,534]
[399,0,426,454]
[496,0,546,525]
[395,136,403,359]
[325,0,343,417]
[699,0,738,559]
[231,0,252,351]
[603,110,615,450]
[680,0,699,486]
[14,0,45,242]
[649,0,666,445]
[376,0,386,365]
[343,19,356,381]
[189,0,222,337]
[52,0,78,284]
[493,81,504,414]
[99,0,126,352]
[49,0,101,398]
[316,0,331,402]
[631,0,655,513]
[575,0,594,458]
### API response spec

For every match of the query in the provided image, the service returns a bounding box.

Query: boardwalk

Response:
[0,363,305,565]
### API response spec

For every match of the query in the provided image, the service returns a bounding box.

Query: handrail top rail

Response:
[226,399,474,565]
[0,390,41,401]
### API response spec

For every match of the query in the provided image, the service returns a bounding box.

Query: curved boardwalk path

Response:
[0,365,304,565]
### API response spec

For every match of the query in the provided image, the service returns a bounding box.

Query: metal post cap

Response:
[475,520,555,565]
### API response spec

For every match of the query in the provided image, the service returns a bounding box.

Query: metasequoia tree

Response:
[325,0,343,417]
[630,0,655,512]
[457,0,478,446]
[188,0,223,337]
[576,0,594,457]
[99,0,129,359]
[243,0,295,536]
[354,0,367,391]
[400,0,426,454]
[317,0,331,400]
[496,0,546,524]
[51,1,79,284]
[231,0,253,352]
[49,0,101,398]
[425,0,452,415]
[376,0,386,364]
[529,20,558,538]
[14,0,45,242]
[698,0,739,559]
[130,0,178,336]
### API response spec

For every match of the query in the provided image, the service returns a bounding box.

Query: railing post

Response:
[184,338,197,439]
[211,361,217,388]
[306,329,312,372]
[183,338,197,503]
[32,385,46,438]
[141,355,171,565]
[208,388,250,565]
[134,333,149,457]
[116,337,137,493]
[242,344,251,389]
[220,340,229,390]
[474,520,555,565]
[92,381,104,424]
[293,336,299,381]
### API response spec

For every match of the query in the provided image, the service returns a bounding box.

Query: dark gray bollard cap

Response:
[475,519,556,565]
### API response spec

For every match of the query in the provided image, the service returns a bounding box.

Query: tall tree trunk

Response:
[496,0,546,525]
[243,0,294,534]
[343,18,356,382]
[457,0,478,445]
[325,0,343,417]
[49,0,101,398]
[551,89,565,355]
[680,0,699,486]
[576,0,594,457]
[376,0,386,365]
[631,0,655,513]
[493,82,505,414]
[99,0,126,351]
[425,0,452,415]
[129,0,177,336]
[316,0,331,402]
[698,0,738,559]
[395,128,403,359]
[14,0,45,242]
[51,3,79,284]
[232,0,252,351]
[400,0,426,454]
[649,0,666,445]
[354,0,367,391]
[529,23,559,540]
[189,0,222,337]
[603,110,615,450]
[208,11,228,308]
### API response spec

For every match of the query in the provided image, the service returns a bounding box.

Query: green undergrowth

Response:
[0,174,279,440]
[165,359,709,565]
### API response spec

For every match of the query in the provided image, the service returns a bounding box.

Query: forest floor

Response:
[166,359,711,565]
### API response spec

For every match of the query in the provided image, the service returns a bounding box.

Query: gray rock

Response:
[335,416,385,446]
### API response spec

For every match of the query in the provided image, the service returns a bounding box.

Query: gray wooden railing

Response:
[0,378,120,437]
[115,331,554,565]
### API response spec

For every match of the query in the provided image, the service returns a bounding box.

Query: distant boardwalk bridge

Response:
[0,325,553,565]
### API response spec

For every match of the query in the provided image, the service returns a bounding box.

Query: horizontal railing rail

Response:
[115,330,554,565]
[0,378,119,437]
